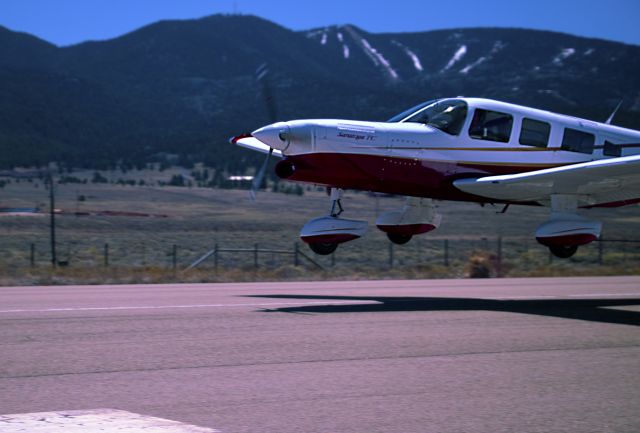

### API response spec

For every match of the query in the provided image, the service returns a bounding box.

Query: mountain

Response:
[1,15,640,172]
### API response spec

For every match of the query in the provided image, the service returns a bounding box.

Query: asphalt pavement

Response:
[1,277,639,433]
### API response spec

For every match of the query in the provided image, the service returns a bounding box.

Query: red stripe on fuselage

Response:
[281,153,555,203]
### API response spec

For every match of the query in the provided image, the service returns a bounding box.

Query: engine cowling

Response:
[275,160,295,179]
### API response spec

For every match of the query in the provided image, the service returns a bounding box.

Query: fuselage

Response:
[254,98,640,203]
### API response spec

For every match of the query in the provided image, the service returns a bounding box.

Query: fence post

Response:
[331,250,335,267]
[598,239,603,265]
[294,243,299,267]
[388,242,394,268]
[214,243,219,270]
[104,243,109,267]
[172,244,177,270]
[624,241,628,263]
[30,243,35,267]
[496,237,502,277]
[444,239,449,267]
[254,243,259,269]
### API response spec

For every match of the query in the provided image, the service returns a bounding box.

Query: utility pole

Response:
[48,173,57,267]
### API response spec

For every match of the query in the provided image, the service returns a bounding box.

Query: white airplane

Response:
[231,97,640,258]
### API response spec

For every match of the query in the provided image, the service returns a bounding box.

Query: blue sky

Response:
[2,0,639,46]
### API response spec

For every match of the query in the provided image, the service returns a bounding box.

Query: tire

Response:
[387,233,413,245]
[549,244,578,258]
[308,242,338,255]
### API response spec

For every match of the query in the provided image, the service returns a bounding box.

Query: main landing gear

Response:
[299,188,367,255]
[308,241,338,256]
[535,195,602,259]
[300,193,443,255]
[376,197,441,245]
[386,233,413,245]
[548,245,579,259]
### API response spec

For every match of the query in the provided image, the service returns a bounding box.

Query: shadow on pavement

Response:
[246,294,640,327]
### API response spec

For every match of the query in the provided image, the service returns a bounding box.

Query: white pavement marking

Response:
[0,300,377,314]
[568,293,640,298]
[0,409,218,432]
[498,293,640,300]
[2,293,639,314]
[603,305,640,312]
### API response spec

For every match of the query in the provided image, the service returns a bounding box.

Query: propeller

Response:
[250,63,278,201]
[249,147,272,201]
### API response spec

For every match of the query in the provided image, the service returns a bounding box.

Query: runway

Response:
[1,277,639,433]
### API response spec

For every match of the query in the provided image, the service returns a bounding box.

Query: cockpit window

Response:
[469,109,513,143]
[387,100,437,123]
[388,99,468,136]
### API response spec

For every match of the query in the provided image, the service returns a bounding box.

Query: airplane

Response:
[231,97,640,258]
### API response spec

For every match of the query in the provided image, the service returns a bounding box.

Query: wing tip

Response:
[229,133,252,145]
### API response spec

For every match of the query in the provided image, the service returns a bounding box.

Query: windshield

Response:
[387,99,437,123]
[388,99,468,136]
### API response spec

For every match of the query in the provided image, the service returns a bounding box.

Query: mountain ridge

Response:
[0,14,639,173]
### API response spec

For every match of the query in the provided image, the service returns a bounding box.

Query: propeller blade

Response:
[249,63,279,201]
[249,147,273,201]
[256,63,278,123]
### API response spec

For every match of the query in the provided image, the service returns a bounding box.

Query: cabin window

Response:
[468,109,513,143]
[519,118,550,148]
[603,140,622,157]
[561,128,594,154]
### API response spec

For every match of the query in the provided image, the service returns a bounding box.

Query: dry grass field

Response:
[0,171,639,285]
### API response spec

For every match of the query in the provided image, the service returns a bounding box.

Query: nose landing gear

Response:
[300,188,368,255]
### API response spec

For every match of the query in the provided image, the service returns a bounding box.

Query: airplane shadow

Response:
[246,294,640,327]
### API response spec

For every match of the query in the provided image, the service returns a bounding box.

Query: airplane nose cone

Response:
[252,122,290,151]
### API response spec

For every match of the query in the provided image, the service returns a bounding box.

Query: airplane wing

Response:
[453,154,640,207]
[230,134,283,158]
